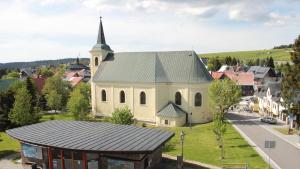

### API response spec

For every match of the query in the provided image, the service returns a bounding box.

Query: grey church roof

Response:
[93,51,212,83]
[6,120,174,153]
[157,102,187,118]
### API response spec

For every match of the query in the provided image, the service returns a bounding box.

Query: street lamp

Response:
[189,112,192,129]
[180,131,185,157]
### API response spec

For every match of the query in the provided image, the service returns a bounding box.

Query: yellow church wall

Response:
[92,82,212,125]
[188,83,212,123]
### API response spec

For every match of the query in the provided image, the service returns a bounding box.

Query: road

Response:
[226,112,300,169]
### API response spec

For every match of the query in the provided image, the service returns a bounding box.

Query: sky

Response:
[0,0,300,63]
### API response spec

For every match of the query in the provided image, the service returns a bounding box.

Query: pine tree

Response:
[9,87,39,126]
[224,56,232,65]
[26,77,37,108]
[232,58,237,66]
[266,57,275,68]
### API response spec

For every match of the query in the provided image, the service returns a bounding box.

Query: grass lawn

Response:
[40,112,75,122]
[161,122,268,169]
[200,48,292,61]
[0,132,20,158]
[274,127,299,135]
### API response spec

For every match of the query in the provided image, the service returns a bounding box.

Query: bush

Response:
[111,107,134,125]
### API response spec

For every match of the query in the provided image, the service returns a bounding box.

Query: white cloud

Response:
[0,0,299,63]
[265,12,293,26]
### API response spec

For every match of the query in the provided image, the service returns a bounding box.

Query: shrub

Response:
[111,107,134,125]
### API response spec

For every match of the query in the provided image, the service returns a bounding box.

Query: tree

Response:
[37,67,54,78]
[231,57,237,66]
[2,71,19,79]
[209,79,241,159]
[43,75,69,107]
[67,88,89,120]
[9,86,39,126]
[281,35,300,128]
[111,107,134,125]
[0,91,15,130]
[224,56,232,65]
[246,59,255,66]
[208,57,222,71]
[266,57,275,68]
[76,83,91,102]
[46,90,62,113]
[255,58,260,66]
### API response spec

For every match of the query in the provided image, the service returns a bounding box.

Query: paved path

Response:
[0,154,22,169]
[227,112,300,169]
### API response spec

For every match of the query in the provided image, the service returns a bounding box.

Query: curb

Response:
[228,119,282,169]
[162,154,221,169]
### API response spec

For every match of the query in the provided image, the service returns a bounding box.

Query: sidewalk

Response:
[231,110,300,150]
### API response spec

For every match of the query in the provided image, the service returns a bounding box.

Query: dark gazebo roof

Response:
[6,120,174,153]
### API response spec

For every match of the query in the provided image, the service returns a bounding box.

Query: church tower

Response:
[90,17,112,115]
[90,17,113,77]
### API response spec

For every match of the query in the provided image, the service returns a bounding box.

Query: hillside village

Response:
[0,18,299,169]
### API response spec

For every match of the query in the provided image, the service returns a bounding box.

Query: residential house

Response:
[32,76,46,94]
[19,68,34,79]
[211,71,254,96]
[256,82,287,122]
[90,18,213,127]
[247,66,277,91]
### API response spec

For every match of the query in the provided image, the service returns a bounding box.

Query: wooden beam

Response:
[61,150,65,169]
[83,152,87,169]
[48,148,53,169]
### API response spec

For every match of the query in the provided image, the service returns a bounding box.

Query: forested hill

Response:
[0,58,90,69]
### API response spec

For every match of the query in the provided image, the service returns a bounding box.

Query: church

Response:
[90,18,213,127]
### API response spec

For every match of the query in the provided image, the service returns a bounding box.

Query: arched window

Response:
[175,92,181,105]
[120,90,125,103]
[140,91,146,105]
[95,57,98,66]
[195,92,202,107]
[101,90,106,101]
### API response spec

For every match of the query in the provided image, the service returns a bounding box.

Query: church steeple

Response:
[97,16,106,45]
[90,16,113,77]
[91,17,112,52]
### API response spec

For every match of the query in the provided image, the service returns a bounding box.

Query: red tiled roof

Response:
[211,72,224,79]
[32,77,46,94]
[211,71,254,86]
[224,71,254,86]
[69,77,83,87]
[64,71,79,79]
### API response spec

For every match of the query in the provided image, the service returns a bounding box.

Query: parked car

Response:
[261,117,277,124]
